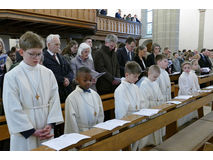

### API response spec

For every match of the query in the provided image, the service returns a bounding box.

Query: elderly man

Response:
[94,34,120,95]
[43,34,74,103]
[117,36,136,77]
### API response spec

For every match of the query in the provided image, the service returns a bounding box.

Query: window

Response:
[146,9,152,35]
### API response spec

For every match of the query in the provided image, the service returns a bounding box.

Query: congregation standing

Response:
[1,29,213,151]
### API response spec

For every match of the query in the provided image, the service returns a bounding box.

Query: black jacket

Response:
[43,49,74,102]
[94,45,120,95]
[117,47,135,77]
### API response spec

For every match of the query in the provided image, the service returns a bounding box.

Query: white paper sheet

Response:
[166,100,182,104]
[133,108,161,117]
[174,95,193,100]
[42,133,91,151]
[93,119,130,130]
[170,72,180,75]
[205,86,213,89]
[198,89,212,93]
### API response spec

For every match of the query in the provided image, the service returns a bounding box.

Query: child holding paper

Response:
[64,67,104,134]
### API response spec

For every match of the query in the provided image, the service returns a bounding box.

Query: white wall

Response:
[107,9,141,20]
[204,9,213,49]
[179,9,199,51]
[179,9,213,51]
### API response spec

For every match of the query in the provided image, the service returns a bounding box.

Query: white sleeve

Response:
[114,88,129,119]
[3,74,34,134]
[64,95,80,133]
[47,71,64,124]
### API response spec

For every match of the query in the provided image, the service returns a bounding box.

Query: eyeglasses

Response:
[26,52,42,58]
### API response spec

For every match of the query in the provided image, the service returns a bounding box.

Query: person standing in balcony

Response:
[115,9,122,19]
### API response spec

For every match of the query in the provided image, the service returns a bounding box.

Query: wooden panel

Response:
[0,124,9,141]
[102,99,114,111]
[96,15,141,36]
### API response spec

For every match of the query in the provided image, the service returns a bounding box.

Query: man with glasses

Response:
[43,34,74,103]
[117,36,136,77]
[147,43,161,67]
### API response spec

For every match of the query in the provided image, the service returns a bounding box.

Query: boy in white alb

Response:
[114,61,143,119]
[156,54,172,103]
[3,31,64,151]
[139,65,163,148]
[64,67,104,134]
[114,61,142,150]
[178,61,199,126]
[155,54,171,137]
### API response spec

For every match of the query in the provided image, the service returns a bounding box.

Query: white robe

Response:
[156,68,171,103]
[114,79,143,119]
[3,61,64,151]
[114,79,144,150]
[178,72,198,95]
[139,77,163,148]
[178,71,199,127]
[190,70,200,91]
[64,86,104,134]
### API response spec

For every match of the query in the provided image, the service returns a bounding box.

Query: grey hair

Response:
[105,34,118,43]
[77,42,93,61]
[46,34,60,46]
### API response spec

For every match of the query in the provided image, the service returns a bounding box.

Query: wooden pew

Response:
[32,89,213,151]
[100,93,115,120]
[0,116,9,141]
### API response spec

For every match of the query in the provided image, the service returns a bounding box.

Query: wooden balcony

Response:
[0,9,141,41]
[0,9,97,38]
[94,14,141,42]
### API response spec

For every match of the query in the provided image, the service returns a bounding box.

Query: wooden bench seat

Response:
[152,118,213,151]
[201,111,213,122]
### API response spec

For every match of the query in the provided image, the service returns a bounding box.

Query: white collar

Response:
[20,61,39,71]
[125,46,130,54]
[47,49,56,56]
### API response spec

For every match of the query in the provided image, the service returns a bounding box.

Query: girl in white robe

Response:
[3,32,64,151]
[114,61,143,151]
[178,61,199,127]
[139,65,164,149]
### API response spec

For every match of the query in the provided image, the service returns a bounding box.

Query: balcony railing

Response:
[97,14,141,36]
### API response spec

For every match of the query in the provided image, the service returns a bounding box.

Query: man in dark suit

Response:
[147,43,161,67]
[117,37,136,77]
[198,48,212,70]
[94,34,120,95]
[43,34,74,103]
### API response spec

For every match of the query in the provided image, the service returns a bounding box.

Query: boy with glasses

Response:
[3,31,64,151]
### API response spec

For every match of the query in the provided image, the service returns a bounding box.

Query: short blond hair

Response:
[148,65,160,75]
[19,31,44,51]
